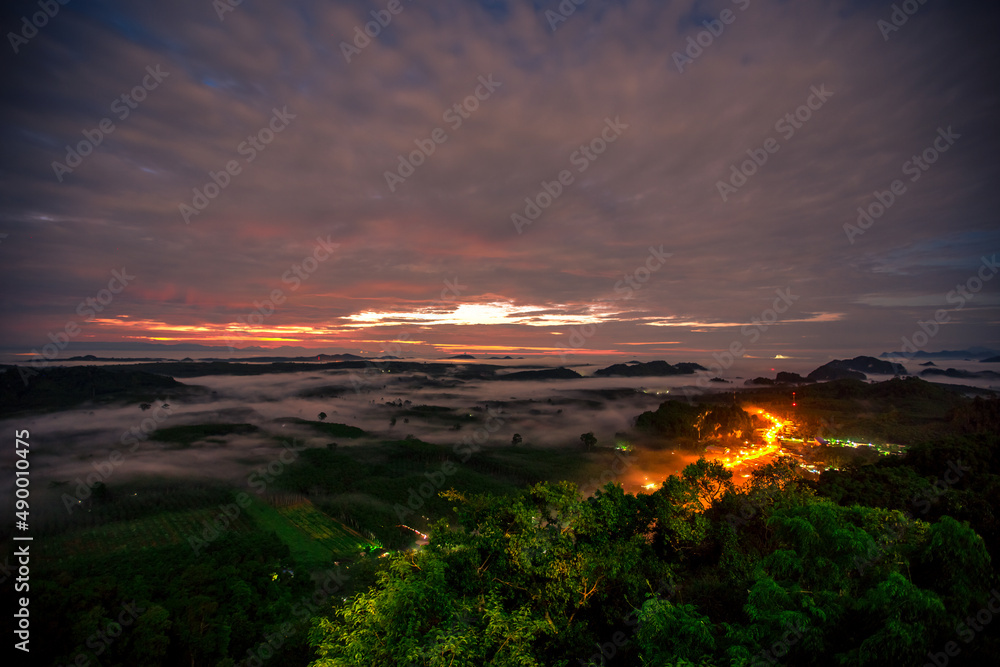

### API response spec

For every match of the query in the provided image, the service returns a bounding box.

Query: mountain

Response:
[498,368,582,380]
[593,360,707,377]
[982,356,1000,363]
[0,366,198,416]
[447,354,477,360]
[920,368,1000,380]
[746,371,813,386]
[807,356,907,382]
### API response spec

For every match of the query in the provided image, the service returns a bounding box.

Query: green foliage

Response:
[635,401,759,445]
[635,400,701,439]
[635,598,716,665]
[27,383,1000,666]
[310,481,675,666]
[309,439,1000,666]
[948,395,1000,434]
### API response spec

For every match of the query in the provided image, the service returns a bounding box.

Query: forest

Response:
[307,412,1000,666]
[5,379,999,666]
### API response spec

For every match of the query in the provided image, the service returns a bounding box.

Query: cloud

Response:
[1,0,998,358]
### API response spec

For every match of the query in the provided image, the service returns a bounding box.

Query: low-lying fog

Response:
[3,357,996,524]
[1,367,712,515]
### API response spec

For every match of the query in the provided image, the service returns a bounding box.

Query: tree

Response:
[682,458,733,508]
[635,400,701,440]
[318,411,327,421]
[512,433,523,446]
[309,481,668,666]
[580,432,597,449]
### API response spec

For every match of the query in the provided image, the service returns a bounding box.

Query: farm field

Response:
[242,495,376,569]
[277,499,380,557]
[36,505,257,565]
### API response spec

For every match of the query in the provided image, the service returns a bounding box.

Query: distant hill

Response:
[807,356,907,382]
[879,348,998,360]
[748,376,973,405]
[594,360,706,377]
[0,365,195,416]
[982,356,1000,363]
[447,354,477,360]
[498,368,582,380]
[776,371,811,383]
[920,368,1000,380]
[65,355,169,362]
[748,371,813,385]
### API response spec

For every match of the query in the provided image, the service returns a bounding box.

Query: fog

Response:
[3,358,996,526]
[1,367,689,515]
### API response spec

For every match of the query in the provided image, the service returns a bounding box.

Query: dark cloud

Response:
[1,0,997,360]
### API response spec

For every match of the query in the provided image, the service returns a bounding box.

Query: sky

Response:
[1,0,998,364]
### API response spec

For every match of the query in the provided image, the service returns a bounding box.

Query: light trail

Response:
[396,524,428,540]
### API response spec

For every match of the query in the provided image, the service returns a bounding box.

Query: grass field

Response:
[243,495,376,568]
[277,499,379,555]
[33,492,378,574]
[38,506,257,564]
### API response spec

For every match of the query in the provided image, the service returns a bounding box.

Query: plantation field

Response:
[242,495,374,568]
[277,499,379,556]
[37,506,256,564]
